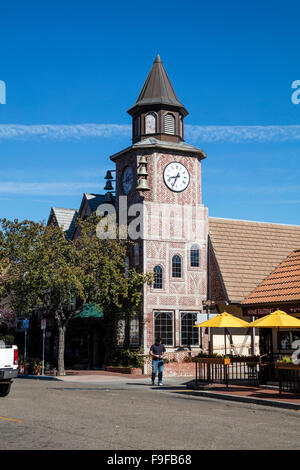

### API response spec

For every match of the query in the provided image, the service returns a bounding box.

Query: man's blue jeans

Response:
[152,359,164,383]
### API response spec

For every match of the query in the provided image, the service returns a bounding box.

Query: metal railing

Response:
[277,367,300,394]
[195,358,260,388]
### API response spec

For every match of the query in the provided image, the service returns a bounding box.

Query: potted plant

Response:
[275,355,300,369]
[230,355,260,363]
[32,359,43,375]
[194,352,230,364]
[183,356,194,363]
[106,348,145,375]
[18,355,24,374]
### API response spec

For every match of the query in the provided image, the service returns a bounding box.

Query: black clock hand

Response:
[171,173,180,188]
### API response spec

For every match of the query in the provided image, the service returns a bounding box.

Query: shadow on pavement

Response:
[126,383,189,391]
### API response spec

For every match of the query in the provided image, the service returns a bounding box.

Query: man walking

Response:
[149,337,166,386]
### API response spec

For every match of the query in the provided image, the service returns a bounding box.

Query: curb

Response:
[17,374,59,381]
[175,389,300,411]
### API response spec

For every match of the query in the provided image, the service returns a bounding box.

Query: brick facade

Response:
[113,148,209,374]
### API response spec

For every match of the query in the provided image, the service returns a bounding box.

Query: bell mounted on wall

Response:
[136,155,149,190]
[104,180,114,191]
[136,178,150,191]
[105,170,114,180]
[138,155,148,165]
[137,165,148,176]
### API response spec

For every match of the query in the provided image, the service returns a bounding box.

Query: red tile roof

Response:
[242,249,300,305]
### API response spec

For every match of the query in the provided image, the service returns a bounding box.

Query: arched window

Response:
[153,265,163,289]
[164,113,175,135]
[133,117,140,137]
[172,255,182,278]
[180,115,183,138]
[133,243,139,266]
[145,113,157,134]
[190,245,200,267]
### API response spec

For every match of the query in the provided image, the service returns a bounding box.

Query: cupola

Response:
[127,54,188,144]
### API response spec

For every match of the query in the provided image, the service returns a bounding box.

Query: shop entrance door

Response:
[259,329,275,382]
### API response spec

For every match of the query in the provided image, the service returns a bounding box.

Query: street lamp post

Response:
[41,319,47,376]
[202,300,215,355]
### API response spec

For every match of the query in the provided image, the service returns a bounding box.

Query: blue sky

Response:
[0,1,300,224]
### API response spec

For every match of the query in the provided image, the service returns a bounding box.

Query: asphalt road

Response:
[0,377,299,450]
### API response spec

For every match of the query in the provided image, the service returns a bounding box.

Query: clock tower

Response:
[110,55,209,373]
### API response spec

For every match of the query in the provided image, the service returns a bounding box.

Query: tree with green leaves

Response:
[0,215,152,375]
[73,214,153,362]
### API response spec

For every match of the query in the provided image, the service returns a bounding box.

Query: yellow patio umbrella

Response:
[194,312,250,328]
[249,310,300,328]
[193,312,250,354]
[249,310,300,355]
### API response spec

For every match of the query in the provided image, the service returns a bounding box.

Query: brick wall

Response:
[114,148,209,362]
[144,350,198,377]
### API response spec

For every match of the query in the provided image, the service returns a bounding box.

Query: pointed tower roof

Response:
[128,54,188,116]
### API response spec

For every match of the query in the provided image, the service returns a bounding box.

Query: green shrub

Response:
[197,352,222,358]
[0,334,14,345]
[277,355,292,364]
[183,356,194,363]
[110,348,145,368]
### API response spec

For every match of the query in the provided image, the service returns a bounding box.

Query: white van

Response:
[0,341,18,397]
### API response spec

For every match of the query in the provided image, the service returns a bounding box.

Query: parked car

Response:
[0,340,18,397]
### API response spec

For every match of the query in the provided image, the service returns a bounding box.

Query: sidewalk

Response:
[65,369,151,378]
[17,371,300,410]
[179,381,300,410]
[18,369,151,383]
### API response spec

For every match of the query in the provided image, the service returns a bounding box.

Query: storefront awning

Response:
[73,303,104,319]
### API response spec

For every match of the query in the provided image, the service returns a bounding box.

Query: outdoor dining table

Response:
[248,310,300,394]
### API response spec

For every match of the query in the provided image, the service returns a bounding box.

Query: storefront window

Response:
[279,330,300,349]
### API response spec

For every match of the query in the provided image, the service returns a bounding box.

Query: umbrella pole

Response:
[224,328,227,355]
[251,316,255,356]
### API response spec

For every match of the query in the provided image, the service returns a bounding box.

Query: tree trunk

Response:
[57,324,66,376]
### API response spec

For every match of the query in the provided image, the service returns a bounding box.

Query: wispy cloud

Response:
[0,124,131,141]
[207,183,300,195]
[0,123,300,143]
[186,125,300,143]
[0,182,103,196]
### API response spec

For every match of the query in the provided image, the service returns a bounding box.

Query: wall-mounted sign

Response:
[243,304,300,317]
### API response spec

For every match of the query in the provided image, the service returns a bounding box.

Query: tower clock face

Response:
[163,162,190,192]
[121,166,133,195]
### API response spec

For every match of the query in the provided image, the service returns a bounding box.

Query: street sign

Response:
[196,313,218,324]
[41,319,47,330]
[22,319,29,330]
